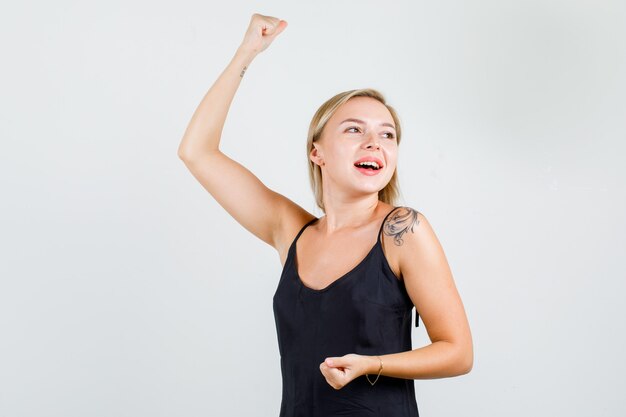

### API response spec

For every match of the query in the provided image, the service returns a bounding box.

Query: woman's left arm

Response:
[320,210,473,388]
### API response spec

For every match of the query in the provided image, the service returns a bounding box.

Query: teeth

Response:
[356,161,380,169]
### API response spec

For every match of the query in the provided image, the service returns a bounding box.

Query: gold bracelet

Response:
[365,356,383,386]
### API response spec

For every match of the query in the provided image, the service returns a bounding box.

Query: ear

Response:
[309,144,325,167]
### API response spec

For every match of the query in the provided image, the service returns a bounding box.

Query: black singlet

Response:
[273,206,420,417]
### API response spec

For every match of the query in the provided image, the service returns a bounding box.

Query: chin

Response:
[356,182,389,195]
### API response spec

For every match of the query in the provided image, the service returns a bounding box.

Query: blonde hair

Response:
[306,88,403,212]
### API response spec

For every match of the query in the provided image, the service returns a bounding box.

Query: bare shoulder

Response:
[383,206,423,247]
[274,198,317,266]
[382,207,443,279]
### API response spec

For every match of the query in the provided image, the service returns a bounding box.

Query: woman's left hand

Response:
[319,353,372,390]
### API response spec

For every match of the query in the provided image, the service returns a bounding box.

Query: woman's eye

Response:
[345,127,394,139]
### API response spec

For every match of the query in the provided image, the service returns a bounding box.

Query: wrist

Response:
[365,355,382,375]
[235,45,258,63]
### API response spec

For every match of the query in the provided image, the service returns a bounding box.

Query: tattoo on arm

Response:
[240,66,247,78]
[383,207,420,246]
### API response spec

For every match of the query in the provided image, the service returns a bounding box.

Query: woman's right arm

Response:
[177,14,314,252]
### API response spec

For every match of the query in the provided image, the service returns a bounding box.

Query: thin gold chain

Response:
[366,356,383,386]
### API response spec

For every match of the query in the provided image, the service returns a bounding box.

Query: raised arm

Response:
[177,14,314,253]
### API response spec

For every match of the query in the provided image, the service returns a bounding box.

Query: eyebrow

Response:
[339,118,396,130]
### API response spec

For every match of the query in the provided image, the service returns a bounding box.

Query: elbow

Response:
[443,340,473,376]
[459,355,473,375]
[177,147,192,161]
[457,345,473,375]
[177,145,220,162]
[177,140,199,161]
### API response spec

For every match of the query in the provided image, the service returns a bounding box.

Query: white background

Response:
[1,0,625,416]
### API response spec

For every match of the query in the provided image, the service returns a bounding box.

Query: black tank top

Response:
[273,206,420,417]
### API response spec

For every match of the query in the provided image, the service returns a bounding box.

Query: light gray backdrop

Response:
[1,0,625,416]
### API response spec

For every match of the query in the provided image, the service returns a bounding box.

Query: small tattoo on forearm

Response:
[240,65,247,78]
[383,207,420,246]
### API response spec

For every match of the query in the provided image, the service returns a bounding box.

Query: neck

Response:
[320,192,382,233]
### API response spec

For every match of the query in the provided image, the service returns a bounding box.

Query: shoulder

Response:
[382,206,423,246]
[382,207,442,278]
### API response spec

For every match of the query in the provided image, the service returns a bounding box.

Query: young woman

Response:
[178,13,473,417]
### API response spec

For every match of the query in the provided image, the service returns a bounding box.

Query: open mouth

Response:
[353,159,384,175]
[353,156,384,174]
[353,161,381,170]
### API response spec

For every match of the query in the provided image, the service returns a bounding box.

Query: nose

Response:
[363,132,380,150]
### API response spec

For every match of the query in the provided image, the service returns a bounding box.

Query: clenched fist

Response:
[319,353,374,390]
[239,13,288,57]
